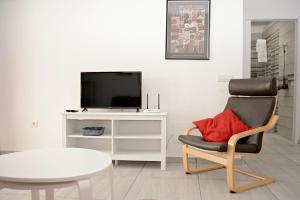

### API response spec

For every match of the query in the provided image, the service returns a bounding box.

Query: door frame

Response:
[243,19,300,144]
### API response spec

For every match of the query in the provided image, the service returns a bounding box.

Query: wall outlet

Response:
[32,121,39,128]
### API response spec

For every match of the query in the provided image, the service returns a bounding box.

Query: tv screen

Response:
[81,72,142,109]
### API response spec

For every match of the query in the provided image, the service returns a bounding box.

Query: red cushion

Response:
[192,108,251,142]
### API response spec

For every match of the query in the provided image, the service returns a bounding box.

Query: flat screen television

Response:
[81,72,142,109]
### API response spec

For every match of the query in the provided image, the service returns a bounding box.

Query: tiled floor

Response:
[1,133,300,200]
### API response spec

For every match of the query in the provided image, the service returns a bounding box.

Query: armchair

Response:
[178,78,278,193]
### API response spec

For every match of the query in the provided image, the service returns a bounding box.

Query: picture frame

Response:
[165,0,211,60]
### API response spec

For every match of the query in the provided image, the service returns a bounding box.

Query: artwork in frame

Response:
[165,0,210,60]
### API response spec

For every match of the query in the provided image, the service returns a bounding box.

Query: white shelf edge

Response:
[114,135,161,139]
[114,132,161,139]
[64,112,168,116]
[112,151,161,161]
[114,137,162,139]
[64,148,112,156]
[67,133,112,139]
[95,150,112,155]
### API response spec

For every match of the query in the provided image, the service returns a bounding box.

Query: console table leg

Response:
[161,159,166,171]
[78,179,92,200]
[31,190,40,200]
[45,188,54,200]
[161,117,167,171]
[108,164,114,200]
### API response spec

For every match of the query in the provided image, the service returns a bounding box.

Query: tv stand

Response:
[82,108,88,112]
[62,112,168,170]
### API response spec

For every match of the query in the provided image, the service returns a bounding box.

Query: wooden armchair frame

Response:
[181,114,279,193]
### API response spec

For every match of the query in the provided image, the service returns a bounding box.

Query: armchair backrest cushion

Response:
[225,78,277,150]
[229,78,277,96]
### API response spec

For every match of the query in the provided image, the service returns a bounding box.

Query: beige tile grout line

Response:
[242,157,280,200]
[196,158,204,200]
[122,162,147,200]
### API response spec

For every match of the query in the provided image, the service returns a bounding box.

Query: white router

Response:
[143,93,161,113]
[143,109,160,113]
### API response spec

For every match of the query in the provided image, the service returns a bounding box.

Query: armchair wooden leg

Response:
[187,164,225,175]
[226,148,275,193]
[182,144,275,192]
[227,168,275,193]
[182,144,190,173]
[182,145,225,174]
[226,149,235,192]
[229,168,275,193]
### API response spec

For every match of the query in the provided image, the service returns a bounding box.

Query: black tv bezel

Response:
[80,71,142,109]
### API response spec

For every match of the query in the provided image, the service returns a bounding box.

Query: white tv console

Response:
[62,112,167,170]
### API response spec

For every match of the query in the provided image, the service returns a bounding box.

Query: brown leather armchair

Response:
[178,78,278,193]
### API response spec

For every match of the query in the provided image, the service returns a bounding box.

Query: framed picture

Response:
[165,0,211,60]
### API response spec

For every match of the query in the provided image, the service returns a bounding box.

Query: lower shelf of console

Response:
[66,140,161,161]
[112,151,161,161]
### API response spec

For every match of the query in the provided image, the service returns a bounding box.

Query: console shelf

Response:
[113,151,161,161]
[67,133,112,139]
[62,112,167,170]
[114,132,161,139]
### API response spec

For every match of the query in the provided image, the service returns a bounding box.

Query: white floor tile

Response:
[0,134,299,200]
[199,179,277,200]
[124,177,201,200]
[268,180,300,200]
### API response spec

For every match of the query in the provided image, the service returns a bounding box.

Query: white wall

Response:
[251,22,271,34]
[0,7,9,151]
[0,50,5,152]
[243,0,300,143]
[0,61,5,152]
[0,0,244,156]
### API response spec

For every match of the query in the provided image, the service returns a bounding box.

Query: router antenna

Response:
[158,93,160,110]
[147,93,149,109]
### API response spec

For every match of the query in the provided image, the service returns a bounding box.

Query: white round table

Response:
[0,148,113,200]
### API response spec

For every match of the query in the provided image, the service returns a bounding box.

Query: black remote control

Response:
[66,110,79,113]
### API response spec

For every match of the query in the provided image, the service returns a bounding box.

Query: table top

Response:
[0,148,112,183]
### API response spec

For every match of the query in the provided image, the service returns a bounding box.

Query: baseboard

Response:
[167,157,183,163]
[0,150,17,155]
[166,155,243,164]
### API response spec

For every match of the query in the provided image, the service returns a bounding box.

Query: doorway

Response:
[250,20,296,141]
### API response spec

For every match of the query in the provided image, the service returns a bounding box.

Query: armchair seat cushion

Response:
[178,135,260,153]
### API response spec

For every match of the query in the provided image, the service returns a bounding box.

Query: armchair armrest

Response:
[228,115,279,149]
[184,127,197,135]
